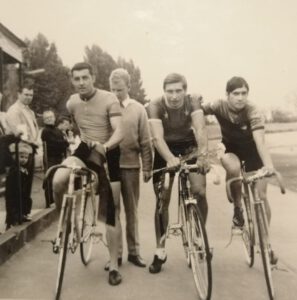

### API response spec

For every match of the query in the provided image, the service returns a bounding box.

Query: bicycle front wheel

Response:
[80,192,96,265]
[187,203,212,300]
[255,204,275,300]
[179,201,191,266]
[55,200,71,300]
[242,184,255,267]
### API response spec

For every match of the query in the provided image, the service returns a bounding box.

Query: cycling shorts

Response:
[72,141,120,182]
[152,140,197,184]
[223,140,263,172]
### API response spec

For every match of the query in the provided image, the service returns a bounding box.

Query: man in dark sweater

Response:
[41,110,69,169]
[41,110,69,207]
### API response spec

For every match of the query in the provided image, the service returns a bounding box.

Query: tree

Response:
[23,33,72,115]
[84,45,117,91]
[117,57,147,104]
[84,45,147,104]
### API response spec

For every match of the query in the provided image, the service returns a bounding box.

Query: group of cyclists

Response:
[51,62,276,286]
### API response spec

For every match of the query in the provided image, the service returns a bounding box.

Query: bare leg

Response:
[153,175,174,248]
[257,178,271,223]
[52,156,85,211]
[189,173,207,223]
[221,153,242,208]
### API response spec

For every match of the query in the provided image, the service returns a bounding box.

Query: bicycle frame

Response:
[248,180,271,251]
[49,165,98,254]
[227,169,285,300]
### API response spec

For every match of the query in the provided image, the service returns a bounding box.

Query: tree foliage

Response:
[23,36,147,117]
[84,45,117,91]
[117,57,147,104]
[23,33,72,115]
[84,45,147,104]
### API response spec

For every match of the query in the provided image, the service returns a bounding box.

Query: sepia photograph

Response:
[0,0,296,299]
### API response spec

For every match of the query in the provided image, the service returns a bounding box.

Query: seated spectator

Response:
[41,110,69,207]
[5,142,33,230]
[41,110,69,169]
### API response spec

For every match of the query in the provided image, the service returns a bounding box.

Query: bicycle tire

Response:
[179,201,191,267]
[80,192,95,265]
[55,200,71,300]
[242,183,255,267]
[187,203,212,300]
[255,204,275,300]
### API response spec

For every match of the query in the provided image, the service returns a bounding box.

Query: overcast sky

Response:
[1,0,297,109]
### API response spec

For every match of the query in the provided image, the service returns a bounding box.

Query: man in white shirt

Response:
[5,80,39,219]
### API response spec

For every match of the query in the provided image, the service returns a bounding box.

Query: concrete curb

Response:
[0,207,57,265]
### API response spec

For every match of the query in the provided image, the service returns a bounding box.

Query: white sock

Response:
[155,248,166,260]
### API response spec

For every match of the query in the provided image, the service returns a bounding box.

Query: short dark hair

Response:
[56,116,70,126]
[71,62,94,76]
[19,78,34,92]
[226,76,249,94]
[163,73,187,90]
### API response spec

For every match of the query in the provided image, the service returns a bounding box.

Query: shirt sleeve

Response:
[189,94,202,113]
[66,97,73,114]
[107,94,122,118]
[247,104,265,131]
[138,106,153,172]
[201,100,221,115]
[146,98,162,120]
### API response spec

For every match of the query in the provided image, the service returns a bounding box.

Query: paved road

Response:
[0,165,296,300]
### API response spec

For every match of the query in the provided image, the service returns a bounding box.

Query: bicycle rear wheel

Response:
[242,184,255,267]
[55,200,71,300]
[179,201,190,266]
[187,203,212,300]
[80,192,95,265]
[255,204,274,300]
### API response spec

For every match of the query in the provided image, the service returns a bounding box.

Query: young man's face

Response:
[71,69,95,97]
[110,79,129,102]
[19,88,34,106]
[227,86,248,111]
[164,82,186,109]
[43,111,56,125]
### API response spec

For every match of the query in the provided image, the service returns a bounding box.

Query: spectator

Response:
[41,110,69,207]
[5,80,39,212]
[41,111,69,169]
[107,68,152,269]
[5,142,33,230]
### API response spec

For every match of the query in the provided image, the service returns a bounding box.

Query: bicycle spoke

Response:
[188,204,212,300]
[55,201,71,300]
[256,205,275,300]
[80,192,95,265]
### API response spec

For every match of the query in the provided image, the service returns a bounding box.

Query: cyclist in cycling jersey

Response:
[146,73,209,273]
[52,62,123,285]
[202,76,275,228]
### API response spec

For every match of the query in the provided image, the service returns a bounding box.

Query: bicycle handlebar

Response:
[226,169,286,203]
[245,170,286,194]
[44,164,98,187]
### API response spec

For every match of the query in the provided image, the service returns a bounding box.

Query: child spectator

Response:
[5,142,33,230]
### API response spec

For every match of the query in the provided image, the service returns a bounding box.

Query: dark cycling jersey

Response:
[146,94,202,145]
[202,99,265,171]
[202,99,264,145]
